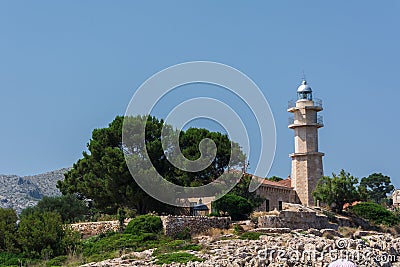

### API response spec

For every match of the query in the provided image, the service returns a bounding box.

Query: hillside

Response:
[0,168,70,213]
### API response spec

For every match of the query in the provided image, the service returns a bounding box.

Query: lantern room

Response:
[297,80,313,100]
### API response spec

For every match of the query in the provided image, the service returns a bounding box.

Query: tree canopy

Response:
[213,194,253,220]
[57,115,246,214]
[349,202,399,226]
[312,169,360,213]
[267,176,284,182]
[359,173,394,204]
[20,194,89,223]
[212,173,264,220]
[0,208,18,253]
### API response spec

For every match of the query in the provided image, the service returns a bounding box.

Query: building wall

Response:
[393,190,400,207]
[256,185,297,211]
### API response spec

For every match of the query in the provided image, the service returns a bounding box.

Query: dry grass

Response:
[64,253,84,267]
[338,226,357,238]
[192,227,233,241]
[380,224,400,236]
[321,232,334,240]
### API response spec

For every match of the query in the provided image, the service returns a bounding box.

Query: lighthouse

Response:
[288,80,324,206]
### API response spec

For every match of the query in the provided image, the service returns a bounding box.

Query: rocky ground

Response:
[80,229,400,267]
[0,168,69,213]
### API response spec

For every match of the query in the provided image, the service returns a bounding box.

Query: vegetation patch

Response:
[153,239,202,256]
[349,202,399,226]
[81,232,152,262]
[0,252,38,267]
[155,252,204,264]
[45,255,68,266]
[124,214,163,235]
[239,232,263,240]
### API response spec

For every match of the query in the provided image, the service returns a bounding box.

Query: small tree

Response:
[313,169,360,213]
[17,211,65,258]
[0,208,19,253]
[213,194,253,220]
[359,173,394,204]
[20,194,89,223]
[229,173,264,209]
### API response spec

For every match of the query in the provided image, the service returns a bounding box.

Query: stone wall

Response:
[161,215,231,237]
[70,220,131,238]
[257,203,337,230]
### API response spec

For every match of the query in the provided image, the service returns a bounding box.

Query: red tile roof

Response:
[243,172,293,189]
[226,170,293,189]
[278,178,292,188]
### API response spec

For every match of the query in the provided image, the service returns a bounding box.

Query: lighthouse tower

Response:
[288,80,324,206]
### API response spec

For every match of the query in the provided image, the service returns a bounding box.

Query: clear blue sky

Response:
[1,1,399,187]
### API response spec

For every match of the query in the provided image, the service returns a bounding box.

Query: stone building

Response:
[392,190,400,207]
[288,79,324,206]
[255,176,297,211]
[255,79,325,209]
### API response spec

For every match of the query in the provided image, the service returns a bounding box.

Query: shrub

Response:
[153,239,201,256]
[82,233,140,261]
[0,208,19,253]
[20,194,89,223]
[60,226,82,256]
[124,214,163,235]
[155,252,204,264]
[46,255,67,266]
[239,232,262,240]
[17,211,65,258]
[0,252,34,266]
[213,194,253,220]
[349,202,399,226]
[233,224,244,235]
[174,227,191,240]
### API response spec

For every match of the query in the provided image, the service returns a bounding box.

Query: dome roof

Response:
[297,80,312,93]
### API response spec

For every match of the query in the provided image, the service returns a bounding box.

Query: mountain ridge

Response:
[0,167,71,213]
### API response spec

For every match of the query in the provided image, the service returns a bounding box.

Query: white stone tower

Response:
[288,80,324,206]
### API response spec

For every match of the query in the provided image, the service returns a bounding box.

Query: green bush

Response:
[153,239,201,256]
[213,194,253,220]
[349,202,399,226]
[0,252,34,266]
[124,214,163,235]
[0,208,19,253]
[17,211,65,258]
[20,194,89,223]
[174,227,191,240]
[45,255,67,266]
[155,252,204,264]
[233,224,244,235]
